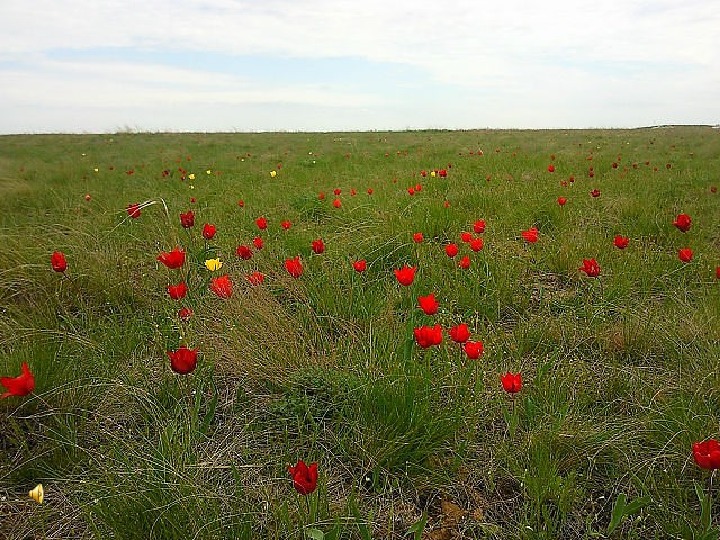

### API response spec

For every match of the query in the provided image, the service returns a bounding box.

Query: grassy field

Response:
[1,127,719,539]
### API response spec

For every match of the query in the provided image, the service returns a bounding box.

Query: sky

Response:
[1,0,719,133]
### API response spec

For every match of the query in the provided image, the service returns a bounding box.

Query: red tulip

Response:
[613,235,629,250]
[469,237,484,252]
[238,199,245,207]
[590,189,601,198]
[547,164,555,173]
[281,220,292,230]
[418,293,439,315]
[443,200,451,208]
[180,210,195,228]
[51,251,67,273]
[247,271,265,285]
[501,372,522,394]
[210,275,233,298]
[352,260,367,273]
[412,232,424,244]
[438,169,448,178]
[715,266,720,279]
[1,362,35,399]
[413,324,443,348]
[167,345,198,375]
[202,223,217,240]
[420,170,427,177]
[367,188,374,195]
[332,198,342,208]
[414,184,422,192]
[678,248,693,263]
[287,459,318,495]
[458,255,471,269]
[394,265,416,286]
[693,439,720,469]
[178,307,193,320]
[252,237,264,250]
[464,340,484,359]
[460,231,472,243]
[157,247,185,269]
[407,187,415,196]
[256,216,268,230]
[333,188,342,196]
[318,192,326,200]
[711,186,718,194]
[311,239,325,254]
[673,213,692,233]
[236,245,253,260]
[285,256,303,278]
[449,323,470,343]
[579,258,601,277]
[473,220,486,234]
[521,227,539,243]
[167,282,188,300]
[127,203,141,218]
[445,244,459,258]
[557,197,567,206]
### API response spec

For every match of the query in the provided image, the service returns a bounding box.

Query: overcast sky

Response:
[1,0,719,133]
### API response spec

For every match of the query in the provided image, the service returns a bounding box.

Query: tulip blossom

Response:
[202,223,217,240]
[501,372,522,394]
[157,247,185,269]
[673,213,692,233]
[473,220,486,234]
[678,248,693,263]
[285,256,303,278]
[51,251,67,273]
[521,227,539,243]
[205,258,223,272]
[547,164,555,173]
[167,345,198,375]
[352,260,367,272]
[413,325,443,348]
[445,244,459,258]
[1,362,35,399]
[460,232,472,243]
[613,235,629,250]
[236,245,253,260]
[693,439,720,469]
[281,220,292,230]
[247,271,265,285]
[127,203,141,218]
[288,460,318,495]
[579,258,601,277]
[394,265,416,286]
[418,293,439,315]
[590,189,601,198]
[464,341,484,359]
[469,237,484,252]
[178,307,193,320]
[458,256,471,270]
[180,210,195,228]
[332,199,342,208]
[210,275,233,298]
[557,197,567,206]
[311,239,325,254]
[252,237,264,250]
[412,232,424,244]
[167,282,188,300]
[255,217,268,230]
[449,323,470,343]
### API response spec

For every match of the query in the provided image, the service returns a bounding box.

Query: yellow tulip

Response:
[188,173,196,180]
[29,484,44,504]
[205,258,222,271]
[270,170,277,178]
[430,171,436,178]
[206,169,212,175]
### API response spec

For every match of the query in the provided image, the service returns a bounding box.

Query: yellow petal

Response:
[205,259,222,271]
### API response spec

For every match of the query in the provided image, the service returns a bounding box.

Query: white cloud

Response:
[1,0,719,131]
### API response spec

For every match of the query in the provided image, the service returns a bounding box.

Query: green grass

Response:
[1,127,720,539]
